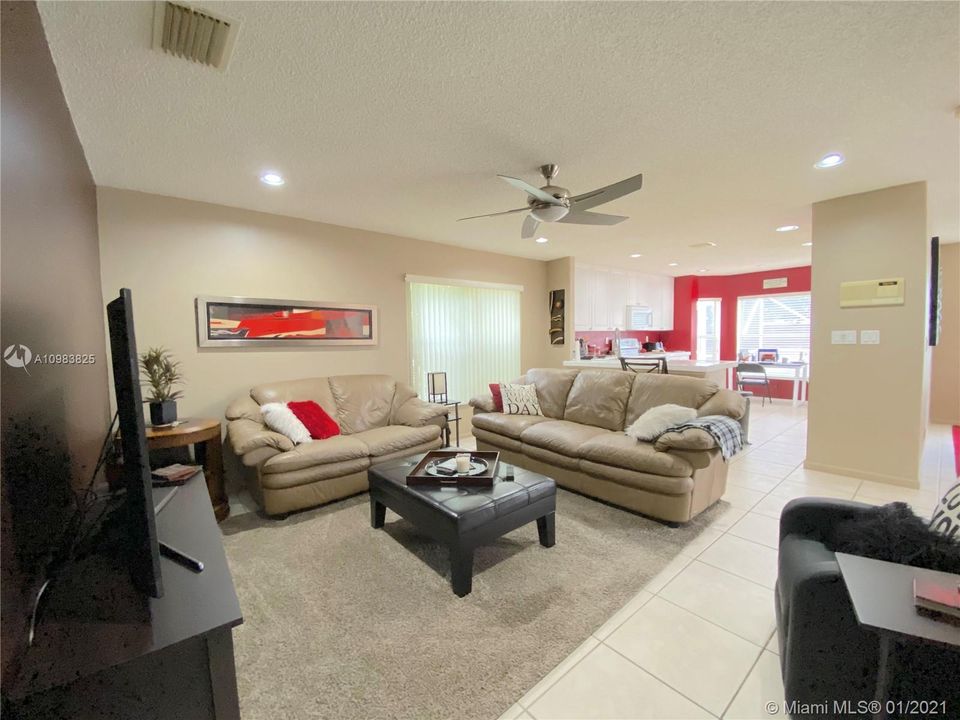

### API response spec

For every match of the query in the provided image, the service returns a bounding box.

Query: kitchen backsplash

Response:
[575,330,667,348]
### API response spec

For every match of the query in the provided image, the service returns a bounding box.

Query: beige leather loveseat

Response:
[470,368,746,523]
[226,374,447,515]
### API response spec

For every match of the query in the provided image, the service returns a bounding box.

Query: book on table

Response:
[151,463,201,486]
[913,577,960,620]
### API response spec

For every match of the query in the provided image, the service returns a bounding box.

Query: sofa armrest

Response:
[697,389,746,420]
[654,427,716,452]
[227,417,294,456]
[469,393,496,414]
[779,497,878,544]
[393,397,448,428]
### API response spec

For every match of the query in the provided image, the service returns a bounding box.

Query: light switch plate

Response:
[860,330,880,345]
[831,330,857,345]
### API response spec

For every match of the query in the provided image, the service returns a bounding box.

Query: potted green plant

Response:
[139,346,184,426]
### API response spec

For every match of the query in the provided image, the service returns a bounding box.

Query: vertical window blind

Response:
[737,292,811,362]
[407,278,522,401]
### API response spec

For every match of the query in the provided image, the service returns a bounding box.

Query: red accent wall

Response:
[660,266,811,399]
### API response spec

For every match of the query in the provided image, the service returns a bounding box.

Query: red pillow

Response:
[489,383,504,412]
[287,400,340,440]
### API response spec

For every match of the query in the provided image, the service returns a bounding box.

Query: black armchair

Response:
[776,498,960,719]
[776,498,879,717]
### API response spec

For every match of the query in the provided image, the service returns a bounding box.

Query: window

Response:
[407,277,522,401]
[696,298,721,362]
[737,292,811,362]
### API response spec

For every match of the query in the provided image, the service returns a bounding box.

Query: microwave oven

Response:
[626,305,654,330]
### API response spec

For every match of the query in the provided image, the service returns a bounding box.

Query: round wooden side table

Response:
[145,418,229,522]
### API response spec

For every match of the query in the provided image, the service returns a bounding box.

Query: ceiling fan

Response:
[458,164,644,239]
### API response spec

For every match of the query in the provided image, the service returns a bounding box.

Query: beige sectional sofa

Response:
[470,368,746,523]
[226,374,447,515]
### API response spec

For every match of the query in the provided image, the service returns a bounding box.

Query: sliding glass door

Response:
[407,278,521,401]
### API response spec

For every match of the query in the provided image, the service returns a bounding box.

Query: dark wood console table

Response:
[7,474,243,719]
[147,418,229,522]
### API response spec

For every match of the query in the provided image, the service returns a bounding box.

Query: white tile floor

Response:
[496,403,958,720]
[223,406,958,719]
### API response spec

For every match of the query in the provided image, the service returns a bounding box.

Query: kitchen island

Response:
[563,356,737,389]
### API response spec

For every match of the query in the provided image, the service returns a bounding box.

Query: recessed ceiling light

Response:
[776,225,800,232]
[630,253,643,258]
[801,241,813,247]
[259,171,285,186]
[668,262,679,267]
[814,153,844,169]
[535,237,549,244]
[697,268,708,273]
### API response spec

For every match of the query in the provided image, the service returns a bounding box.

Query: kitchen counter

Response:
[562,356,736,388]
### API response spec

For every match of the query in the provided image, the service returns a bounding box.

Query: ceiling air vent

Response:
[151,1,239,70]
[689,242,718,248]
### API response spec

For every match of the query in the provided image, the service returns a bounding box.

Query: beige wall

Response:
[1,0,111,684]
[930,242,960,425]
[807,182,930,487]
[96,188,559,432]
[545,257,575,368]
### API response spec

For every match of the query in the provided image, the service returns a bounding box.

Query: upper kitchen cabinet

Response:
[574,263,674,331]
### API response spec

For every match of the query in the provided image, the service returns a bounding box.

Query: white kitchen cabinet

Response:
[574,263,674,331]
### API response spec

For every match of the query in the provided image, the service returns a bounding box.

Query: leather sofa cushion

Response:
[251,377,338,417]
[260,457,371,490]
[328,374,396,434]
[563,370,634,430]
[580,460,694,495]
[523,443,581,470]
[261,435,368,474]
[472,412,549,440]
[624,374,719,427]
[472,427,522,452]
[352,425,440,456]
[524,368,579,419]
[579,433,694,477]
[520,420,610,457]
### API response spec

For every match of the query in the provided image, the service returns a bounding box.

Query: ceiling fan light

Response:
[531,205,569,223]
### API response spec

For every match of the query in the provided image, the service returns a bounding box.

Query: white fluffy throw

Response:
[625,404,697,442]
[261,402,312,444]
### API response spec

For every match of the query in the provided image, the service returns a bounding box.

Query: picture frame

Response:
[196,295,378,348]
[929,236,941,347]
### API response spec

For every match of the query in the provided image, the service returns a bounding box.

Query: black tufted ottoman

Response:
[368,455,557,596]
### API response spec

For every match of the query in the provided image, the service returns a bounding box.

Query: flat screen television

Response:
[106,288,163,597]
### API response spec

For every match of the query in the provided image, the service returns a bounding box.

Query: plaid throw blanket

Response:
[667,415,743,460]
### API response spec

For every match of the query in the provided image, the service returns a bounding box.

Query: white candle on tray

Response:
[455,453,471,473]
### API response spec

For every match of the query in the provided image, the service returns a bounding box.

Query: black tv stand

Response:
[8,473,242,719]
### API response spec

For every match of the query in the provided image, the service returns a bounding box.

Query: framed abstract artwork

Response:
[196,295,378,348]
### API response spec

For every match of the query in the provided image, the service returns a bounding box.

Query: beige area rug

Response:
[220,490,727,720]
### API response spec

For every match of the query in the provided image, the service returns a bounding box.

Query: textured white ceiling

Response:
[39,1,959,275]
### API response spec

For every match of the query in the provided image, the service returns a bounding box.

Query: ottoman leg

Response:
[537,512,556,548]
[370,497,386,529]
[450,547,474,597]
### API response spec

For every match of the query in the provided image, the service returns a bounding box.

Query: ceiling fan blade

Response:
[521,214,540,239]
[498,175,564,206]
[457,207,530,221]
[570,173,643,211]
[559,211,629,226]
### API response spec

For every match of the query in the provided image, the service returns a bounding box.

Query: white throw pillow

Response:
[929,482,960,541]
[500,383,543,416]
[260,402,312,444]
[625,404,697,442]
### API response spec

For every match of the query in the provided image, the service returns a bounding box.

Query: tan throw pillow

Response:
[500,383,543,416]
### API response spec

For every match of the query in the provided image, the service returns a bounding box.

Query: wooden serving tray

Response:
[406,450,500,486]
